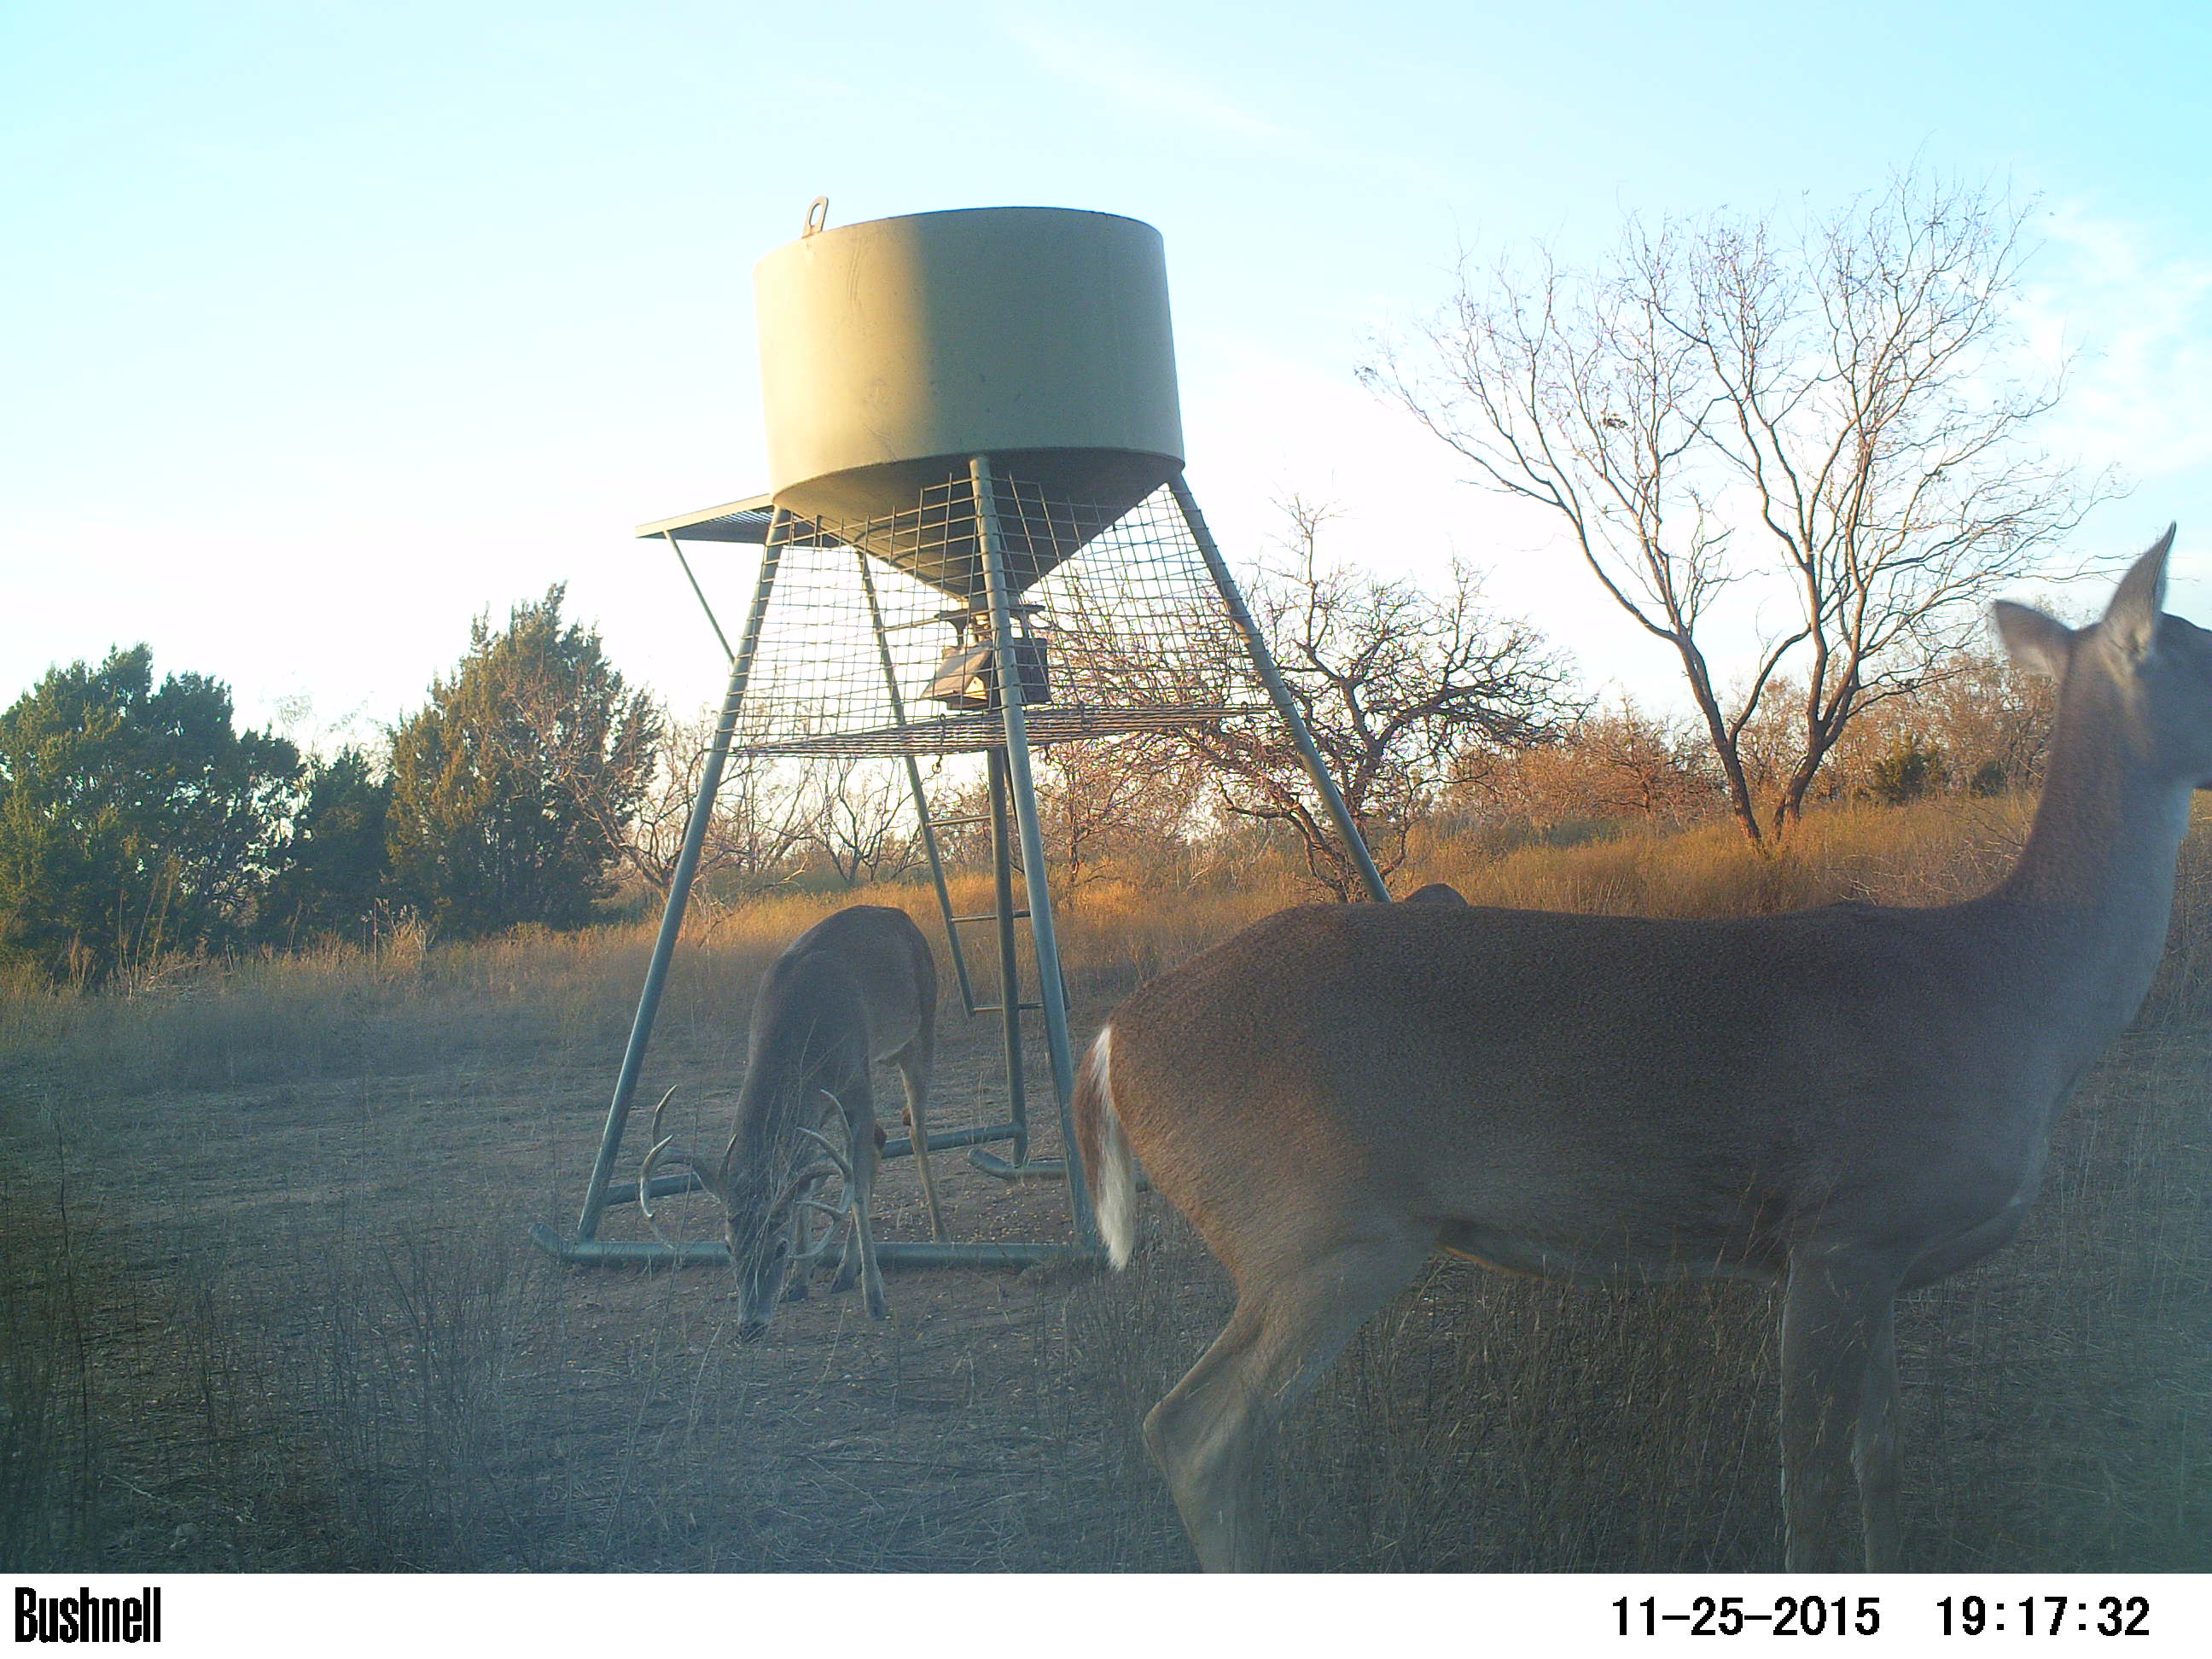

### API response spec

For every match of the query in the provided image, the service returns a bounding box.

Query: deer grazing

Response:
[1075,529,2204,1571]
[642,904,941,1339]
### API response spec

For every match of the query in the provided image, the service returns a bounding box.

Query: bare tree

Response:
[800,757,919,888]
[1369,172,2116,843]
[1906,646,2058,797]
[1465,699,1720,830]
[1182,500,1580,898]
[629,715,816,899]
[1034,732,1208,894]
[1773,643,2058,808]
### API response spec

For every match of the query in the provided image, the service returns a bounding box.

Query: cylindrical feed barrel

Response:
[754,206,1184,598]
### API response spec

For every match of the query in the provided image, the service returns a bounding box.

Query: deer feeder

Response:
[533,203,1387,1275]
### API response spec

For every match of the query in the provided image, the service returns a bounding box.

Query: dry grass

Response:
[3,798,2208,1572]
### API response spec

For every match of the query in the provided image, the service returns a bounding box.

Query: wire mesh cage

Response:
[731,476,1266,760]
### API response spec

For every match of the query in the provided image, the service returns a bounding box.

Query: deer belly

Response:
[1437,1243,1543,1278]
[1435,1222,1776,1284]
[1435,1225,1583,1279]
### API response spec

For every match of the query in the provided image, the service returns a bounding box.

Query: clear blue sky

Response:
[5,1,2210,743]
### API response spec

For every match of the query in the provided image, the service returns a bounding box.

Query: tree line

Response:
[0,172,2098,986]
[0,590,660,986]
[0,553,2055,991]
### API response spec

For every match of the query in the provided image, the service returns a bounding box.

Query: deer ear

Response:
[2103,523,2177,660]
[1993,601,2076,678]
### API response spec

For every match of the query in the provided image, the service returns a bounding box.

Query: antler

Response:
[637,1087,725,1249]
[642,1086,862,1256]
[767,1093,856,1210]
[784,1091,859,1272]
[801,1091,857,1170]
[794,1123,853,1179]
[789,1189,852,1275]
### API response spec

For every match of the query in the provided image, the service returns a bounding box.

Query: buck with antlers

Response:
[1076,529,2204,1571]
[642,904,942,1340]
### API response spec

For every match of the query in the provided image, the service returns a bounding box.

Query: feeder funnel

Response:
[754,207,1185,599]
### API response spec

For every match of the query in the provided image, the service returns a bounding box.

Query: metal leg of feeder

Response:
[969,748,1063,1182]
[984,749,1032,1165]
[1170,474,1392,905]
[972,456,1098,1244]
[855,552,980,1018]
[563,522,787,1247]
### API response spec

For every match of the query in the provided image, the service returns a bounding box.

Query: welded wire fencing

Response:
[726,478,1266,760]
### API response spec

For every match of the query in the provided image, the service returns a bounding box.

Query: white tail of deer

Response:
[1076,528,2203,1571]
[642,904,940,1339]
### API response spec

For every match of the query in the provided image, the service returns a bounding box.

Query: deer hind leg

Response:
[1144,1230,1429,1572]
[1854,1303,1901,1571]
[894,1033,946,1243]
[1779,1253,1906,1572]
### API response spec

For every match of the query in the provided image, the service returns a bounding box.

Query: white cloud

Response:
[2017,204,2212,482]
[1004,15,1308,154]
[998,9,1451,193]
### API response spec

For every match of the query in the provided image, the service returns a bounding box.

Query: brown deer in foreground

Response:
[642,904,941,1339]
[1075,530,2206,1571]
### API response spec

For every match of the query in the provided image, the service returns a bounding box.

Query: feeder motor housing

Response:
[927,639,1053,711]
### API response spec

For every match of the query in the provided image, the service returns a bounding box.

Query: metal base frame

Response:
[530,1224,1099,1272]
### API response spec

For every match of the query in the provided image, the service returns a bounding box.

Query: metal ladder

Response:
[896,742,1074,1180]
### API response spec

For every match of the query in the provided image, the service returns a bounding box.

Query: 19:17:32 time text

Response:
[1937,1597,2151,1637]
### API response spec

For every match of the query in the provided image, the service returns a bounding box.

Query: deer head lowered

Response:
[1074,527,2206,1571]
[639,904,941,1341]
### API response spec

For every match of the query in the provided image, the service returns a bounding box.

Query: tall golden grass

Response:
[0,795,2071,1093]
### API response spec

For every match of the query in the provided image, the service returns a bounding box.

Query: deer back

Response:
[731,906,935,1159]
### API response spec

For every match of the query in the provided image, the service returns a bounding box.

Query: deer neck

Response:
[1988,681,2192,1038]
[735,1056,810,1135]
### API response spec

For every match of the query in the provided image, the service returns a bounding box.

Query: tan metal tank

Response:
[754,206,1184,597]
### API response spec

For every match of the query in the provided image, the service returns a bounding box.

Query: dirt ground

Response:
[7,958,2210,1574]
[6,981,1215,1571]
